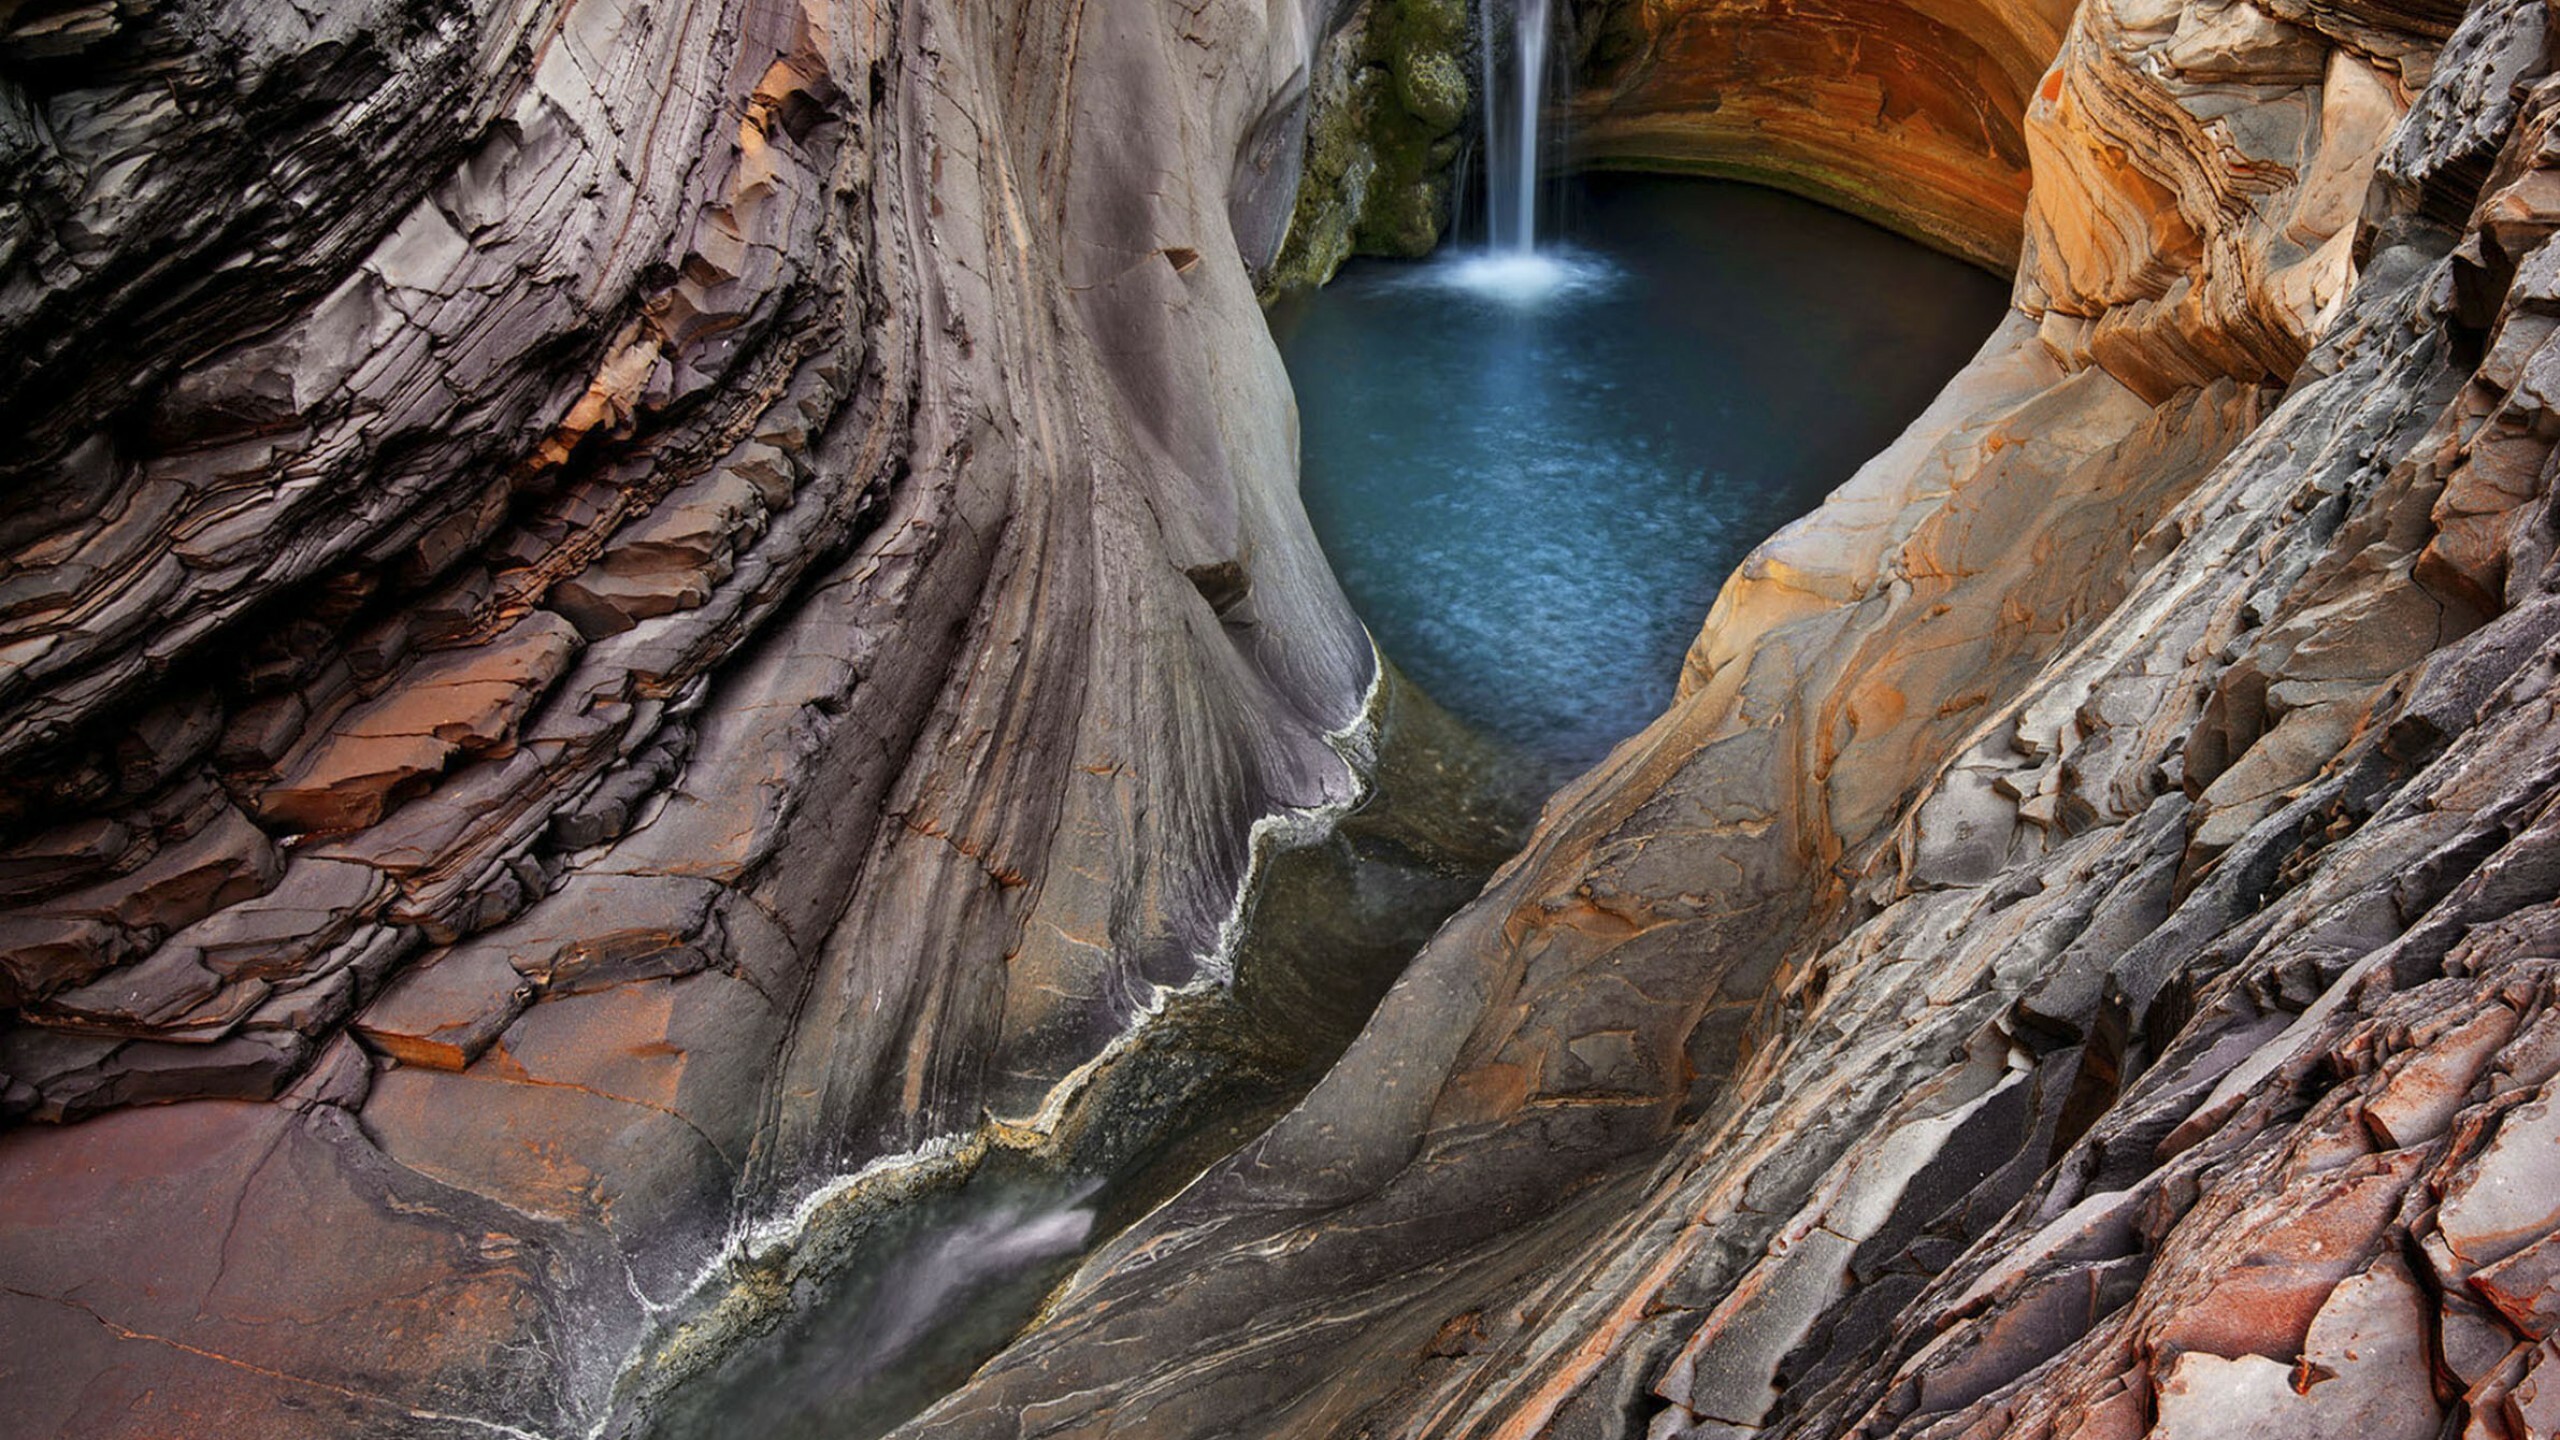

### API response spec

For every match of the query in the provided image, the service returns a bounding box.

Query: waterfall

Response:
[1483,0,1552,254]
[1443,0,1603,303]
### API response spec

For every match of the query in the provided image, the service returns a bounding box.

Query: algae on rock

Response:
[1265,0,1475,294]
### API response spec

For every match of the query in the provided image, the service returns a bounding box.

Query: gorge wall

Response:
[0,0,1382,1430]
[5,0,2560,1437]
[1264,0,1476,289]
[1565,0,2078,266]
[899,0,2560,1436]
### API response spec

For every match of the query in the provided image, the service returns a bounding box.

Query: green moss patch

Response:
[1264,0,1476,296]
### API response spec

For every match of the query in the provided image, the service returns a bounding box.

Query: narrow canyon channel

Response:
[634,174,2009,1438]
[630,668,1537,1440]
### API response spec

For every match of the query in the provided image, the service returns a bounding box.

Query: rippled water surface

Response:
[1272,176,2010,779]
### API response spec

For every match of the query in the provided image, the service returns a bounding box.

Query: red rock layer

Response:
[1567,0,2080,266]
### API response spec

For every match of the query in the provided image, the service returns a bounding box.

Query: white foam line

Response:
[1005,633,1388,1138]
[1204,638,1387,982]
[419,1405,563,1440]
[739,1131,977,1259]
[586,1133,985,1438]
[590,640,1391,1432]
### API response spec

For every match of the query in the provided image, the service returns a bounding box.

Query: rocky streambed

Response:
[7,0,2560,1436]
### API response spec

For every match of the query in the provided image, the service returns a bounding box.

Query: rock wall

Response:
[10,0,2560,1431]
[1263,0,1477,292]
[1564,0,2084,266]
[0,0,1380,1431]
[898,0,2560,1436]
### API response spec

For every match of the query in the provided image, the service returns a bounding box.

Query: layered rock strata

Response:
[901,0,2560,1436]
[0,0,1380,1431]
[1566,0,2080,266]
[9,0,2560,1431]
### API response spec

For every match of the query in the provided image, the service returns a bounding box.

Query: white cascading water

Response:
[849,1200,1097,1379]
[1501,0,1550,253]
[1476,0,1500,236]
[1448,0,1603,303]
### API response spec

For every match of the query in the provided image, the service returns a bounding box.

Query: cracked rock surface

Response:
[0,0,1376,1431]
[900,0,2560,1437]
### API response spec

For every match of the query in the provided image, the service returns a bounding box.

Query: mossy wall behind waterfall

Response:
[1265,0,1473,294]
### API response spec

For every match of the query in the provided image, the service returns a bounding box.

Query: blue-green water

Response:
[1273,176,2010,780]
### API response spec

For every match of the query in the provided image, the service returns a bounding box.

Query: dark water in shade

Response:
[634,1173,1106,1440]
[1271,174,2011,781]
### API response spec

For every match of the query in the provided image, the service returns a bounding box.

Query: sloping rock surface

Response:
[0,0,1377,1431]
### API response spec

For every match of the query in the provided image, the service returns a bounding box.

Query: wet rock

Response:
[1262,0,1474,290]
